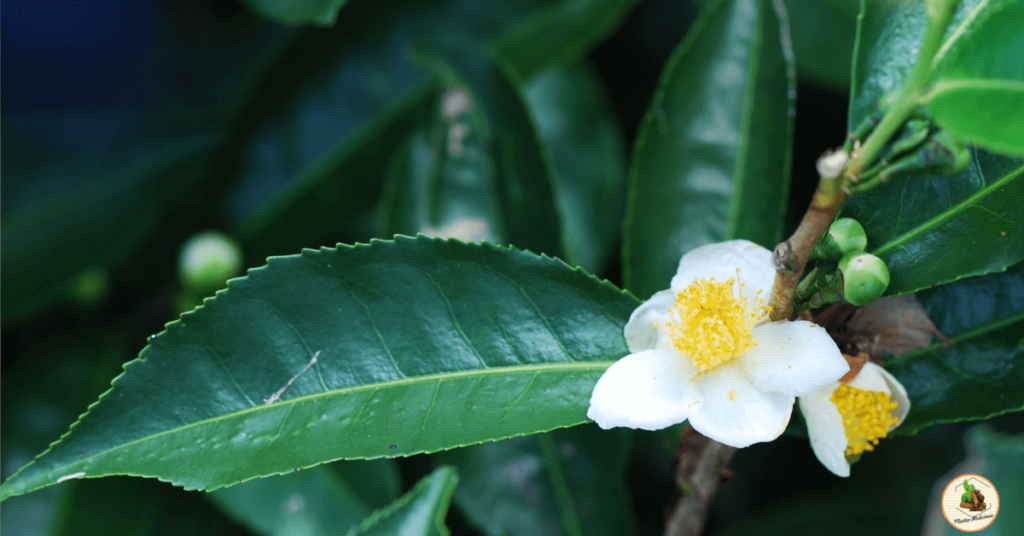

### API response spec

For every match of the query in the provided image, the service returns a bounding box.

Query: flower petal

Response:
[587,349,702,431]
[670,240,775,303]
[861,363,911,429]
[847,361,890,393]
[740,320,849,396]
[623,289,675,353]
[799,383,850,477]
[686,363,794,448]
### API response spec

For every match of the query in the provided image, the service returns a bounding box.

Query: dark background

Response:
[3,0,1021,534]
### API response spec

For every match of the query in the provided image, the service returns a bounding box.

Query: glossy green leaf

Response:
[242,0,347,26]
[0,340,241,536]
[0,114,224,324]
[229,0,635,261]
[926,0,1024,156]
[524,64,629,274]
[0,236,637,500]
[209,459,401,536]
[783,0,858,89]
[437,424,634,536]
[378,98,502,244]
[928,80,1024,156]
[623,0,796,298]
[844,0,1024,295]
[349,467,458,536]
[885,261,1024,435]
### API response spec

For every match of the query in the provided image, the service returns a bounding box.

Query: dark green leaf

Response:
[885,261,1024,435]
[491,0,641,79]
[242,0,348,26]
[623,0,796,298]
[524,64,629,274]
[0,114,224,324]
[209,459,401,536]
[844,0,1024,295]
[349,466,458,536]
[0,340,241,536]
[437,425,634,536]
[0,236,637,500]
[229,0,634,261]
[783,0,858,89]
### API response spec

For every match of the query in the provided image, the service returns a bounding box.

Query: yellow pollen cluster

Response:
[831,384,899,456]
[664,275,767,372]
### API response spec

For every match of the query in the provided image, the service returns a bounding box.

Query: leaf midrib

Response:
[872,163,1024,256]
[932,0,992,67]
[4,360,614,491]
[885,308,1024,366]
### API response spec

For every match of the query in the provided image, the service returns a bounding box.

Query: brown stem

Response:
[767,151,849,321]
[664,427,738,536]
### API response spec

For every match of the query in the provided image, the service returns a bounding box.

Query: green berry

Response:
[178,231,243,293]
[816,218,868,260]
[838,252,890,306]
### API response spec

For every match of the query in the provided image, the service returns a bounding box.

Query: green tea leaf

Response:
[623,0,796,298]
[844,0,1024,295]
[1,114,224,324]
[886,261,1024,434]
[783,0,858,89]
[492,0,641,79]
[208,460,401,536]
[409,46,565,258]
[437,425,634,536]
[926,0,1024,156]
[929,81,1024,156]
[0,236,637,500]
[524,64,629,274]
[349,467,458,536]
[229,0,635,260]
[242,0,347,26]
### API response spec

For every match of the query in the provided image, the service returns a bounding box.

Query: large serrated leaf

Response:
[623,0,795,298]
[437,425,634,536]
[0,236,637,500]
[349,467,459,536]
[885,261,1024,435]
[843,0,1024,295]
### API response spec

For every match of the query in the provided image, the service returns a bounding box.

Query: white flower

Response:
[799,361,910,477]
[588,240,850,448]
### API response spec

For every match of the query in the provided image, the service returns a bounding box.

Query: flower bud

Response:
[838,252,890,306]
[888,119,931,158]
[814,218,868,261]
[879,129,971,180]
[178,231,243,293]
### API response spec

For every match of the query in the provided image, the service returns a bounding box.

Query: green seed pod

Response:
[814,218,868,261]
[838,252,890,306]
[178,231,243,293]
[879,129,971,180]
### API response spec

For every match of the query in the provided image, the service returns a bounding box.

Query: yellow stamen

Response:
[831,384,899,456]
[664,273,768,372]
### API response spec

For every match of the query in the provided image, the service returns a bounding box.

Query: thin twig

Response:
[767,151,849,321]
[664,426,737,536]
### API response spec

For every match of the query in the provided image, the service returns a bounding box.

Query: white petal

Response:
[587,349,702,431]
[740,321,849,396]
[864,363,911,429]
[670,240,775,304]
[799,383,850,477]
[686,363,794,448]
[623,289,675,353]
[847,361,891,394]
